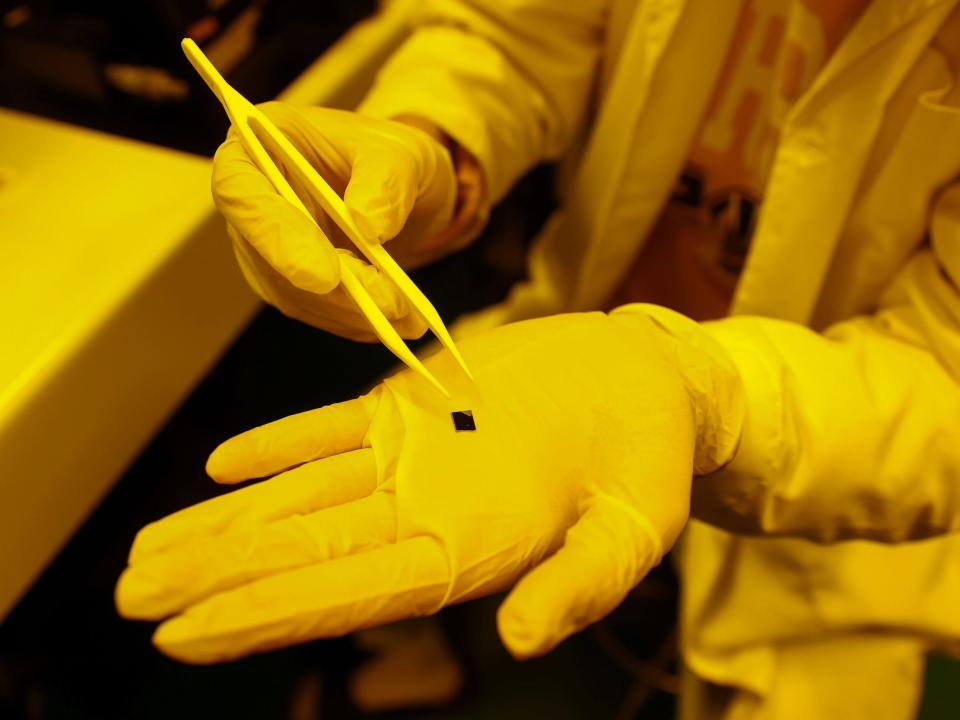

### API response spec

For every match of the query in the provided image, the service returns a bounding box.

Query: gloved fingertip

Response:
[115,567,160,620]
[496,601,554,660]
[127,527,156,565]
[345,204,394,245]
[205,442,242,484]
[350,210,399,245]
[344,177,409,244]
[153,617,203,664]
[285,263,340,295]
[280,231,341,294]
[395,314,430,341]
[114,569,136,618]
[156,615,234,666]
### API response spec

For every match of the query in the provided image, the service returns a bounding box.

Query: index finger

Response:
[129,449,379,563]
[152,536,449,664]
[206,389,382,484]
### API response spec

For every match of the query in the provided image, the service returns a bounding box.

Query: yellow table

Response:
[0,0,419,620]
[0,110,259,618]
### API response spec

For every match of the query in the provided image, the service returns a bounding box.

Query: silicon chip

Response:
[451,410,476,432]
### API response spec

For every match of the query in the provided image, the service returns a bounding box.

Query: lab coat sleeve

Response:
[680,183,960,543]
[357,0,608,206]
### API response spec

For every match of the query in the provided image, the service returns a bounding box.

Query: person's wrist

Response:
[392,114,453,154]
[609,305,746,474]
[392,115,486,254]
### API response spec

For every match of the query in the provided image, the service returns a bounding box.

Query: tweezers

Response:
[181,38,472,398]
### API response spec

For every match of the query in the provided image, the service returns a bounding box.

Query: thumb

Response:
[496,498,663,659]
[344,146,420,244]
[213,136,341,294]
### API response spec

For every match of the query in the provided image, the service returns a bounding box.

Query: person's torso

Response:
[606,0,870,320]
[495,0,960,331]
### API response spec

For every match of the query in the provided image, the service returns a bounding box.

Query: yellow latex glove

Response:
[116,308,743,663]
[212,103,461,340]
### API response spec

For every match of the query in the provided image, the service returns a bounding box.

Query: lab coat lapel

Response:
[545,0,688,311]
[732,0,959,323]
[568,0,741,311]
[465,0,697,327]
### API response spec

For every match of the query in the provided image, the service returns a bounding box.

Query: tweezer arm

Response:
[181,38,453,397]
[246,114,473,381]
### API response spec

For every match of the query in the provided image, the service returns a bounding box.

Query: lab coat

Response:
[360,0,960,716]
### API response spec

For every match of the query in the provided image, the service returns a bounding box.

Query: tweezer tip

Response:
[422,369,451,398]
[449,350,475,382]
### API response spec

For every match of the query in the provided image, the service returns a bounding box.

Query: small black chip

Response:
[451,410,477,432]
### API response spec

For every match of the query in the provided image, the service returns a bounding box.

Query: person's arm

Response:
[631,183,960,543]
[360,0,609,217]
[114,186,960,664]
[209,1,608,341]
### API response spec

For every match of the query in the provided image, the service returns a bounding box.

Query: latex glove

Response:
[212,103,463,340]
[116,308,743,663]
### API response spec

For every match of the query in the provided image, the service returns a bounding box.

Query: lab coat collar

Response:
[731,0,959,323]
[791,0,955,126]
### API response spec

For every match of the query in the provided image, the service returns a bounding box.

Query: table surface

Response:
[0,109,259,618]
[0,0,417,620]
[1,112,224,416]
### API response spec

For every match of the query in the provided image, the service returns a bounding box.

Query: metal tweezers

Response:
[181,39,472,398]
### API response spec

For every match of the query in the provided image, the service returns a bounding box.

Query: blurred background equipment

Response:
[0,0,376,153]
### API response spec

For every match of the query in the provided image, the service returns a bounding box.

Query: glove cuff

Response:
[609,304,746,475]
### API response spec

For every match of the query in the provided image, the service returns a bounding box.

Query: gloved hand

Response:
[116,307,743,664]
[212,103,466,340]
